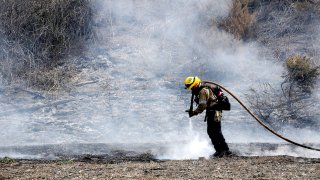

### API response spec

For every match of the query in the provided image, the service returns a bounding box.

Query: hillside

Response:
[0,0,319,179]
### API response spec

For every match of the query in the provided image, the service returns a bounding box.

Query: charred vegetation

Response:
[0,0,95,90]
[219,0,320,129]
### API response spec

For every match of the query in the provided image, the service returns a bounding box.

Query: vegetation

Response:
[0,156,14,163]
[218,0,256,40]
[238,0,320,130]
[219,0,320,58]
[0,0,95,90]
[247,55,319,130]
[249,0,320,60]
[0,0,318,128]
[58,159,74,165]
[283,55,319,94]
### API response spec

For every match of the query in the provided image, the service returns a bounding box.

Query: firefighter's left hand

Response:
[185,110,197,118]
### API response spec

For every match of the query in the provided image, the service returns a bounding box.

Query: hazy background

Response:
[0,0,319,159]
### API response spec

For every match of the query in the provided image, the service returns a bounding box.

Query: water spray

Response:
[204,81,320,152]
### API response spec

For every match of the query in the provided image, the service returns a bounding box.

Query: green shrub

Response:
[0,156,14,163]
[58,159,74,165]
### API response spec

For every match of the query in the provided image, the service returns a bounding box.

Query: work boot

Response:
[210,151,224,158]
[224,150,233,156]
[211,150,232,158]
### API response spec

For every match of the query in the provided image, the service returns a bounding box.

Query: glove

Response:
[185,110,197,118]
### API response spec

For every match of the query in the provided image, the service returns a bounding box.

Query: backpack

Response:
[201,83,231,111]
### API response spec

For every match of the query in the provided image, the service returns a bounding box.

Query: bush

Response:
[219,0,256,40]
[0,156,14,163]
[247,0,320,59]
[247,83,318,131]
[283,54,319,94]
[247,55,319,130]
[0,0,95,90]
[292,0,320,13]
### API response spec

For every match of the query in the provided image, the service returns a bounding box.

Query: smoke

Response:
[157,119,214,160]
[0,0,319,159]
[91,0,304,159]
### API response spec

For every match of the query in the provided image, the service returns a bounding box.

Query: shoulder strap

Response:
[202,82,224,97]
[200,83,215,96]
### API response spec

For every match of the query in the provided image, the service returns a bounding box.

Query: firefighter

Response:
[184,76,231,158]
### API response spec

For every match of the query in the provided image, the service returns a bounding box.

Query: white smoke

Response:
[0,0,319,159]
[157,119,214,160]
[92,0,291,159]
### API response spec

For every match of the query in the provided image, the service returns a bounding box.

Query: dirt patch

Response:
[0,156,319,179]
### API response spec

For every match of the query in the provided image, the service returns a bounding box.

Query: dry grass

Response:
[292,0,320,13]
[219,0,256,40]
[247,54,319,130]
[0,0,95,90]
[283,54,319,93]
[1,156,319,179]
[243,1,320,129]
[247,83,318,130]
[249,0,320,60]
[26,65,76,91]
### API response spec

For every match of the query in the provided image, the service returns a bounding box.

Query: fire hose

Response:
[204,81,320,152]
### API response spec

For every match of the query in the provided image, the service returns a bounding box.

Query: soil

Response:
[1,155,319,180]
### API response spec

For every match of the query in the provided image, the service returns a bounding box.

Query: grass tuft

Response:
[284,54,319,92]
[0,156,15,164]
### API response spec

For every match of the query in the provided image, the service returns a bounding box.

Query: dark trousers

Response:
[206,111,229,152]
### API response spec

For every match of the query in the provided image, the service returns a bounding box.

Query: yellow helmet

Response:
[184,76,201,90]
